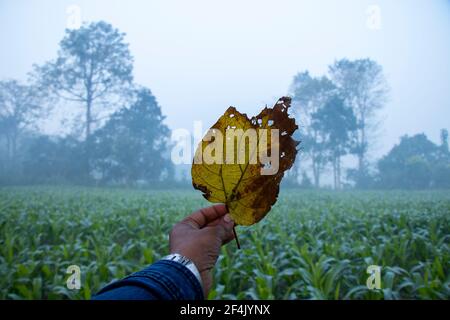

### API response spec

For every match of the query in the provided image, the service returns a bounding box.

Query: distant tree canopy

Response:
[92,88,173,185]
[329,58,389,178]
[22,135,85,184]
[311,95,357,189]
[0,80,42,162]
[16,88,174,186]
[378,132,450,189]
[33,21,134,177]
[290,58,448,190]
[291,71,336,187]
[0,20,448,189]
[0,21,174,186]
[291,58,388,189]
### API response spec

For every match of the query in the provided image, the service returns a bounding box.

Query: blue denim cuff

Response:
[93,260,204,300]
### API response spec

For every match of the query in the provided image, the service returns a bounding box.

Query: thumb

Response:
[216,214,235,244]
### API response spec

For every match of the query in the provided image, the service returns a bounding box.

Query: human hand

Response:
[169,204,235,297]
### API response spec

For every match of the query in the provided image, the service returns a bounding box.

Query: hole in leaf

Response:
[263,161,272,169]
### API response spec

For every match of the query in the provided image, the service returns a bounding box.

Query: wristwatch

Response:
[161,253,203,288]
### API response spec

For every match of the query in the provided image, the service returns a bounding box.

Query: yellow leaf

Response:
[192,97,299,226]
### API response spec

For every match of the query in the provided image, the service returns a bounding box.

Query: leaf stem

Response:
[233,226,241,249]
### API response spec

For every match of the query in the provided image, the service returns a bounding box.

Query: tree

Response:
[377,133,450,189]
[291,71,336,187]
[440,128,448,153]
[22,135,85,184]
[92,88,173,185]
[329,58,389,183]
[299,172,313,189]
[311,95,357,189]
[33,21,133,176]
[434,128,450,188]
[0,80,42,164]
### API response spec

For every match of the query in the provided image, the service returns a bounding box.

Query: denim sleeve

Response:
[92,260,204,300]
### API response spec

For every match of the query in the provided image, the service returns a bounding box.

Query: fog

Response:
[1,0,449,153]
[0,0,449,188]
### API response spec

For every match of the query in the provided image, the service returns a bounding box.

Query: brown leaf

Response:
[192,97,299,226]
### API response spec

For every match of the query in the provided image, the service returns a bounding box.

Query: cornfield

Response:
[0,187,448,299]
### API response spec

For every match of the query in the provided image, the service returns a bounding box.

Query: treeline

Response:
[0,21,449,189]
[287,60,450,189]
[0,22,173,186]
[376,131,450,189]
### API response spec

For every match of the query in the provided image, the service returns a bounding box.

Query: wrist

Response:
[161,253,203,288]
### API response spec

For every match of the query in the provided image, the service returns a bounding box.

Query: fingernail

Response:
[224,214,233,223]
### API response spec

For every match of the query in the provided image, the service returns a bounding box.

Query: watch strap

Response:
[161,253,202,288]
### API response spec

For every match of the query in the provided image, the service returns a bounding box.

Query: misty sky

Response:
[1,0,449,158]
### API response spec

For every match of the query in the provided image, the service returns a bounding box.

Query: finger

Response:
[182,204,228,229]
[215,214,235,244]
[204,212,230,227]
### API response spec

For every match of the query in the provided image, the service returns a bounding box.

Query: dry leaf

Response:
[192,97,299,226]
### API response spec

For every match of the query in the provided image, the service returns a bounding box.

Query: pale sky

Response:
[1,0,449,159]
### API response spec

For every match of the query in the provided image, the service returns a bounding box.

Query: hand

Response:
[169,204,235,297]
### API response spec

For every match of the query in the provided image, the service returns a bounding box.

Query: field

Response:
[0,187,449,300]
